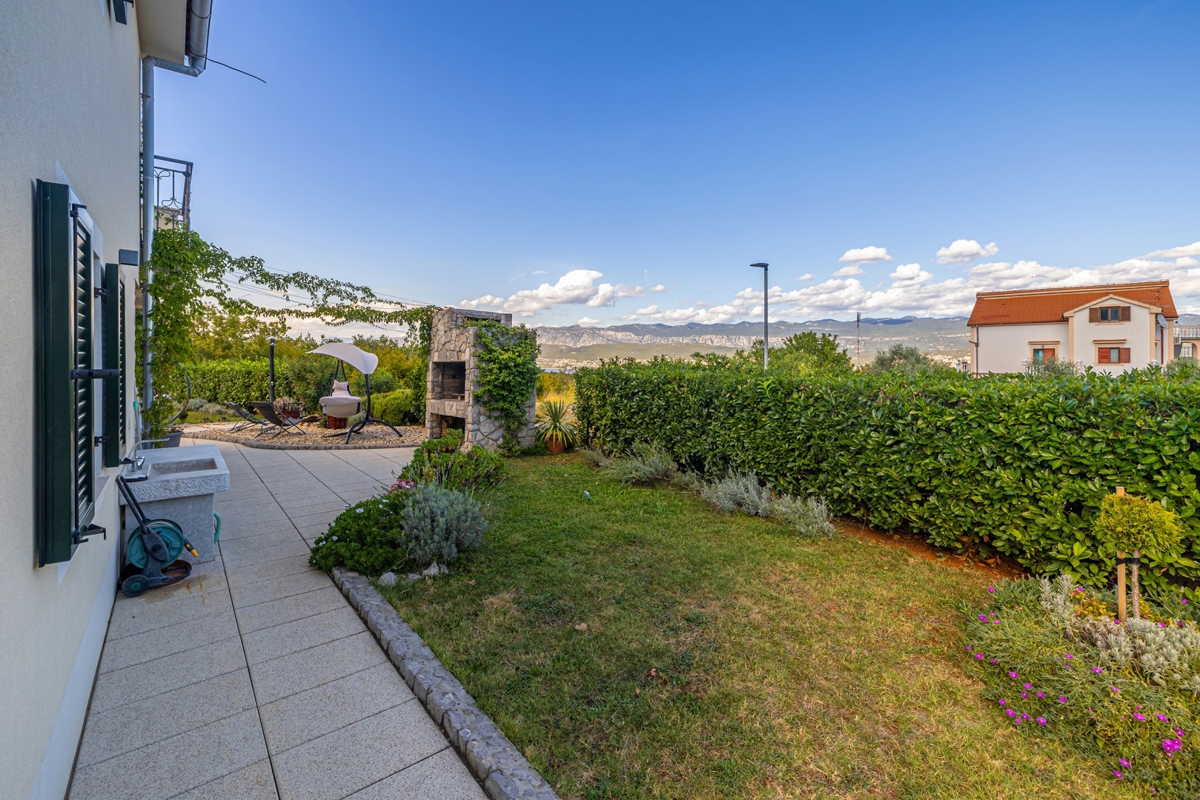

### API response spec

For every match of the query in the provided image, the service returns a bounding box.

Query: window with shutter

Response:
[1097,306,1126,322]
[34,180,108,566]
[1119,347,1131,363]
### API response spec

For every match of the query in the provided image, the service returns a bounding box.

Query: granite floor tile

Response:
[248,631,387,705]
[242,606,365,665]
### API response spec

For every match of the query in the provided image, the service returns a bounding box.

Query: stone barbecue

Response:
[425,307,536,450]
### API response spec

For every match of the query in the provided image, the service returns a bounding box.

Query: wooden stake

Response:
[1132,548,1141,620]
[1116,486,1127,624]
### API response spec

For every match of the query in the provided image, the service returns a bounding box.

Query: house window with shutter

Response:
[1031,347,1056,364]
[1090,305,1131,323]
[1097,346,1131,364]
[103,265,127,467]
[34,180,111,566]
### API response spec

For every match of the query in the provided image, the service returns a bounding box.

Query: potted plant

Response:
[535,400,578,455]
[274,396,304,421]
[1094,489,1184,620]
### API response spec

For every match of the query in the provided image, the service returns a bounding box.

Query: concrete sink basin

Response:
[120,445,230,563]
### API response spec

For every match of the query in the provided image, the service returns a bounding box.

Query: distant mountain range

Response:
[534,317,972,368]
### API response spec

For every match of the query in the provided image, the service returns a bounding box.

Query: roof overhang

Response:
[138,0,188,62]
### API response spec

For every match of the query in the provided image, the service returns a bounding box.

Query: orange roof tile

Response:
[967,281,1177,326]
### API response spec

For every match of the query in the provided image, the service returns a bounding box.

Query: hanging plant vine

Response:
[141,227,435,434]
[464,320,540,448]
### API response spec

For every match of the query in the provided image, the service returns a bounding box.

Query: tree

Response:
[1094,492,1184,619]
[867,344,950,375]
[739,332,852,374]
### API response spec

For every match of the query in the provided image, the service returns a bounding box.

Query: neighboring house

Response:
[967,281,1177,375]
[1175,324,1200,360]
[0,3,212,798]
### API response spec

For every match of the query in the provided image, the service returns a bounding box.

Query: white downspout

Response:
[139,0,212,422]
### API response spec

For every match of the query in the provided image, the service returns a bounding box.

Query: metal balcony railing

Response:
[153,156,193,230]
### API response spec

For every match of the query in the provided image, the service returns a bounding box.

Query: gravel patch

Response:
[183,422,425,450]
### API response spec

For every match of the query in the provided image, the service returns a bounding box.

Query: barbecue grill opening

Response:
[431,361,466,400]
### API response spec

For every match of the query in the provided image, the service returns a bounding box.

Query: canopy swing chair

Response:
[309,342,404,443]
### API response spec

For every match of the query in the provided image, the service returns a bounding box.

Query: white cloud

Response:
[839,246,892,265]
[936,239,999,264]
[1144,242,1200,259]
[576,316,601,325]
[618,239,1200,323]
[649,284,667,292]
[459,294,505,309]
[832,265,863,277]
[531,270,548,275]
[463,271,649,318]
[1177,257,1199,267]
[798,274,814,281]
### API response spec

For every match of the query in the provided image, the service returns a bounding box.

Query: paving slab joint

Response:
[330,567,561,800]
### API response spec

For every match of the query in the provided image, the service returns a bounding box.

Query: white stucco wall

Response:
[1071,303,1155,374]
[0,3,142,797]
[974,322,1069,374]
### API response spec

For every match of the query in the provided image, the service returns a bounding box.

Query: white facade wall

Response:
[974,322,1069,374]
[1070,304,1157,374]
[0,3,143,798]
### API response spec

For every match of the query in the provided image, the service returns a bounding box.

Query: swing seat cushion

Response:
[319,393,361,418]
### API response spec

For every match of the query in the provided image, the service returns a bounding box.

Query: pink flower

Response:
[1092,667,1104,674]
[1036,692,1045,699]
[1110,686,1120,694]
[978,615,988,622]
[989,659,998,665]
[1183,598,1190,604]
[1063,653,1073,660]
[991,619,1001,624]
[1021,713,1029,721]
[1157,714,1169,722]
[974,653,984,660]
[1036,717,1047,725]
[998,699,1006,706]
[1021,692,1029,699]
[987,586,995,593]
[1119,758,1130,768]
[1058,696,1068,703]
[1023,683,1032,690]
[1008,671,1019,679]
[1134,713,1146,722]
[966,645,973,651]
[1162,738,1182,756]
[1113,770,1123,779]
[1005,709,1015,717]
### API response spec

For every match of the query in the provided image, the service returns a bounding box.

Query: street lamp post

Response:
[268,337,277,403]
[750,263,769,368]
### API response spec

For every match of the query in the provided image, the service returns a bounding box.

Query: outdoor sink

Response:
[149,458,218,477]
[120,445,230,563]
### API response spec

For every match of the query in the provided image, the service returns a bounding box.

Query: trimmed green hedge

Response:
[576,359,1200,596]
[186,357,338,414]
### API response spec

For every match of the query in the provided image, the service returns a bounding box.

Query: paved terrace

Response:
[69,441,487,800]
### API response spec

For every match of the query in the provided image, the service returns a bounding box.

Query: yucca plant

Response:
[535,400,578,454]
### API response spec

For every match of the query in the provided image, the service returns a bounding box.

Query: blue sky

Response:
[155,0,1200,329]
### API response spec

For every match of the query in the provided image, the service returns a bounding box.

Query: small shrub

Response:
[535,400,579,450]
[372,389,417,426]
[771,495,836,538]
[605,444,678,485]
[351,367,396,397]
[579,448,608,467]
[400,483,487,567]
[419,428,465,455]
[398,442,505,493]
[309,494,406,576]
[966,577,1200,798]
[1095,494,1185,555]
[274,396,303,417]
[186,397,208,411]
[699,473,773,516]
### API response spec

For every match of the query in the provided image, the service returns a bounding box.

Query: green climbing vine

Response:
[465,320,540,448]
[140,227,435,435]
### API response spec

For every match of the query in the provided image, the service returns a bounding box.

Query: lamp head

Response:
[750,262,768,269]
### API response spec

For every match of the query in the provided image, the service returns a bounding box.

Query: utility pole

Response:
[751,263,769,368]
[856,312,861,369]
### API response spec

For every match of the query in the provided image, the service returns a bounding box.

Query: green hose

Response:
[214,513,222,543]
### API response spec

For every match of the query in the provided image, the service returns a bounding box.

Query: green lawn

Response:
[380,456,1138,799]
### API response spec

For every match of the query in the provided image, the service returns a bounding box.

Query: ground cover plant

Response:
[397,430,506,492]
[575,358,1200,597]
[380,455,1147,799]
[964,574,1199,798]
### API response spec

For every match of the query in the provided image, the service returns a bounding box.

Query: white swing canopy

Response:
[308,342,379,375]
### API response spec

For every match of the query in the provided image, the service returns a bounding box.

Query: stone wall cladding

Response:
[426,307,537,451]
[330,567,562,800]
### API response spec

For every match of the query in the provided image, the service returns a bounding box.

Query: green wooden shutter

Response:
[34,181,78,565]
[103,265,122,467]
[119,278,127,448]
[71,204,97,540]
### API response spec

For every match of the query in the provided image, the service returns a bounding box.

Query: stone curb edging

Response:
[330,567,562,800]
[184,431,420,451]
